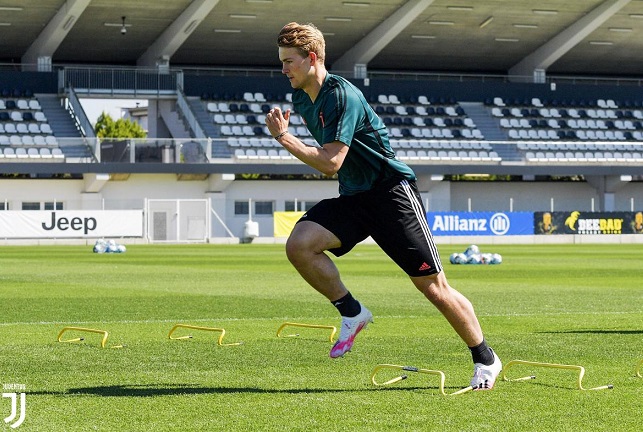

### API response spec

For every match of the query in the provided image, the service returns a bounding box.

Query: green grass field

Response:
[1,243,642,431]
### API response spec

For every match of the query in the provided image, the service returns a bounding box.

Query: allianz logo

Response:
[431,213,511,235]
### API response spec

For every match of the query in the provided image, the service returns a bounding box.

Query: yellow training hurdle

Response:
[370,364,473,396]
[276,322,337,343]
[168,324,242,346]
[501,359,613,391]
[57,326,110,348]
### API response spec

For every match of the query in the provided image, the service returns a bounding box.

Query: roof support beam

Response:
[331,0,435,77]
[21,0,92,71]
[509,0,631,81]
[137,0,220,68]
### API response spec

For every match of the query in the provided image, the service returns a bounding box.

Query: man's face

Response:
[279,47,312,89]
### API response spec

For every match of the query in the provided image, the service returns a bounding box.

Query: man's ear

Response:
[309,51,318,65]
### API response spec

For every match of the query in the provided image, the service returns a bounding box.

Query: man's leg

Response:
[286,220,373,357]
[285,220,347,302]
[410,271,483,346]
[411,271,501,389]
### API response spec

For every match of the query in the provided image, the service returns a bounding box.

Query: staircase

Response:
[37,94,95,161]
[186,97,231,158]
[459,102,521,161]
[160,107,191,139]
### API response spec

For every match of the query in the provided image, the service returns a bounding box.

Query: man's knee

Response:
[285,231,308,264]
[413,273,451,304]
[287,222,339,261]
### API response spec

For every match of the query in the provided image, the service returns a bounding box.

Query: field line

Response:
[0,310,639,327]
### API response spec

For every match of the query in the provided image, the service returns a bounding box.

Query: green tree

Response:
[94,112,146,138]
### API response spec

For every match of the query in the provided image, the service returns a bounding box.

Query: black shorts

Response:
[296,178,443,277]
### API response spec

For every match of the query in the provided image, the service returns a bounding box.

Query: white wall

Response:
[2,175,643,239]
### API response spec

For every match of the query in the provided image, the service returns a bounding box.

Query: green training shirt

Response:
[292,73,416,196]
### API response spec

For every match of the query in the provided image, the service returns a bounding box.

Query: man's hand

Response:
[265,106,291,138]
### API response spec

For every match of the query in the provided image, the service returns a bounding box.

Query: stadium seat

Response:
[395,105,407,115]
[3,147,15,158]
[40,124,52,134]
[39,148,52,158]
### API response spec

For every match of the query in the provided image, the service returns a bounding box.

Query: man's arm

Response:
[278,135,348,176]
[266,107,348,176]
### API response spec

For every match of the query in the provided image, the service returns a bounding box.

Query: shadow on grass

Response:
[30,384,454,397]
[537,329,643,335]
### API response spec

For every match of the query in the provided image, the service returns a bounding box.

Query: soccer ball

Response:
[464,244,480,257]
[481,253,493,264]
[93,239,107,253]
[467,254,482,264]
[449,253,468,264]
[491,253,503,264]
[117,245,126,253]
[106,240,118,253]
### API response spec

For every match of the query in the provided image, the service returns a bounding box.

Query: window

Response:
[285,201,318,211]
[44,202,64,210]
[254,201,274,215]
[234,201,249,215]
[22,202,40,210]
[235,200,275,216]
[0,202,7,210]
[21,202,63,210]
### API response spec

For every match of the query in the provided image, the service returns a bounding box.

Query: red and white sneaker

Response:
[471,349,502,390]
[329,305,373,358]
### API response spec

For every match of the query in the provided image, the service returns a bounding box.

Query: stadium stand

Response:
[0,89,64,162]
[201,90,643,165]
[204,92,491,163]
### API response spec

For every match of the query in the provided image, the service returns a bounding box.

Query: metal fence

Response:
[60,67,181,97]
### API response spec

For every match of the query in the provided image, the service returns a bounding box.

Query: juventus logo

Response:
[2,392,26,429]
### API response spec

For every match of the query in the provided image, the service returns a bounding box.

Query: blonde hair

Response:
[277,22,325,63]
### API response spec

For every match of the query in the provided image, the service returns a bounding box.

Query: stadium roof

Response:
[1,0,643,78]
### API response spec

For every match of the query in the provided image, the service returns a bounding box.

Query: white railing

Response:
[176,85,207,141]
[60,67,180,97]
